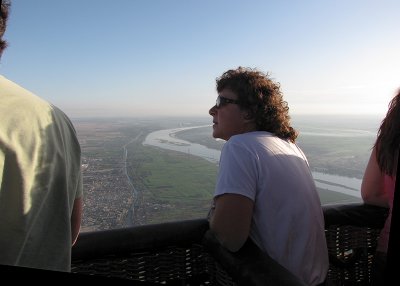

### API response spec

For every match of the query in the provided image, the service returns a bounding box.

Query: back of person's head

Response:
[216,66,298,142]
[376,88,400,176]
[0,0,10,58]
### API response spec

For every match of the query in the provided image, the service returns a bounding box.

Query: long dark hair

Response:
[375,89,400,176]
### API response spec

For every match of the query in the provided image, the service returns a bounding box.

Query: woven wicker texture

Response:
[72,244,220,285]
[325,225,381,286]
[71,204,388,285]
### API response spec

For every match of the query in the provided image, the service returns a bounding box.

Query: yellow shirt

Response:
[0,75,83,272]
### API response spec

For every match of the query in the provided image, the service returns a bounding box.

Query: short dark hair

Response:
[0,0,11,57]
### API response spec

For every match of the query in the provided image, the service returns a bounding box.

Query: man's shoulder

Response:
[1,75,75,132]
[230,131,274,145]
[0,75,52,108]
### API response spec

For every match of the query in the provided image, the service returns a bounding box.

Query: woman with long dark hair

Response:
[361,88,400,285]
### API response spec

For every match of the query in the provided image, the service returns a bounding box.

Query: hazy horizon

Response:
[69,113,385,122]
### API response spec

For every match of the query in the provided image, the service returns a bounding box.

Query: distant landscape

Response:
[74,114,382,231]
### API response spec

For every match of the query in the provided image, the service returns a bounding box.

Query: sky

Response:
[1,0,399,118]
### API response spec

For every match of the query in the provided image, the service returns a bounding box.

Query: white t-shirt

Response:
[0,75,83,272]
[215,131,328,286]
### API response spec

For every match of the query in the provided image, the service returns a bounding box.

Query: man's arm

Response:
[71,197,83,246]
[209,193,254,252]
[361,147,390,207]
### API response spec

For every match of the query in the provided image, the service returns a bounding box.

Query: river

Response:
[143,126,362,199]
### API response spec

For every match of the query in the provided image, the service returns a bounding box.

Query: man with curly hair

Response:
[208,67,328,286]
[0,0,83,272]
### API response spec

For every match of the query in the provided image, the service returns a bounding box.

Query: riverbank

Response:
[126,135,218,225]
[144,125,362,203]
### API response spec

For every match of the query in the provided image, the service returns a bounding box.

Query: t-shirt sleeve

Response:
[52,106,84,200]
[215,140,258,201]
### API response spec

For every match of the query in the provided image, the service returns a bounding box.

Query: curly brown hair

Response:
[216,66,298,142]
[375,88,400,176]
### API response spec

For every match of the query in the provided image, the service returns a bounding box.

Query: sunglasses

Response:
[215,96,240,109]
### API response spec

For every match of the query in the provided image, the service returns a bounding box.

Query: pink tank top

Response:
[376,175,395,253]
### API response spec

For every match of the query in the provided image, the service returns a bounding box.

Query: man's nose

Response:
[209,105,217,115]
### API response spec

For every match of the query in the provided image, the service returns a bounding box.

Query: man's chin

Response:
[212,130,219,138]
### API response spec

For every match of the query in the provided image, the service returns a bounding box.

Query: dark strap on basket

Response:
[385,151,400,283]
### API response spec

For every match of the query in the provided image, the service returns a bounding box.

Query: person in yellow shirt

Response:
[0,0,83,272]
